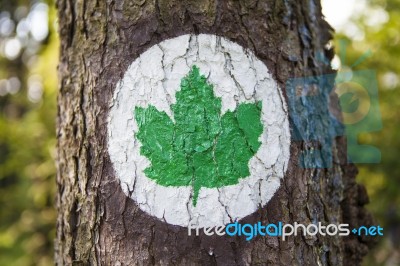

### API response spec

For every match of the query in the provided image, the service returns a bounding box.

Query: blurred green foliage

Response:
[331,0,400,265]
[0,0,398,265]
[0,0,57,265]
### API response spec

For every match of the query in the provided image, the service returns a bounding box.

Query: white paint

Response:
[108,34,291,228]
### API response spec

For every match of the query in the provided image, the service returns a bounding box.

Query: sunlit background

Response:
[322,0,400,265]
[0,0,57,265]
[0,0,398,265]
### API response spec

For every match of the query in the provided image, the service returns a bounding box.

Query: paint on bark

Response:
[108,34,291,228]
[134,66,264,206]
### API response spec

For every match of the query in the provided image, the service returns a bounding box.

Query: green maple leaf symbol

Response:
[134,66,263,206]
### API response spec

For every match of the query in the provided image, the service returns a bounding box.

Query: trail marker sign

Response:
[108,34,291,228]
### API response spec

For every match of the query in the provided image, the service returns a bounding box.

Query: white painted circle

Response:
[108,34,291,228]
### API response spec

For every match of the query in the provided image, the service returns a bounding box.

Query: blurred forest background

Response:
[0,0,398,265]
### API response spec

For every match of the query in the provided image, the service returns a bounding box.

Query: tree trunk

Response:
[55,0,374,265]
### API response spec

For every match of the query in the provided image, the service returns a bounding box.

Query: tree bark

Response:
[55,0,374,265]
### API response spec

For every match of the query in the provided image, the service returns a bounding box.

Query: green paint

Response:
[134,66,263,206]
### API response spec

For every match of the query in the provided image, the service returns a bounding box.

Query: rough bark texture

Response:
[55,0,374,265]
